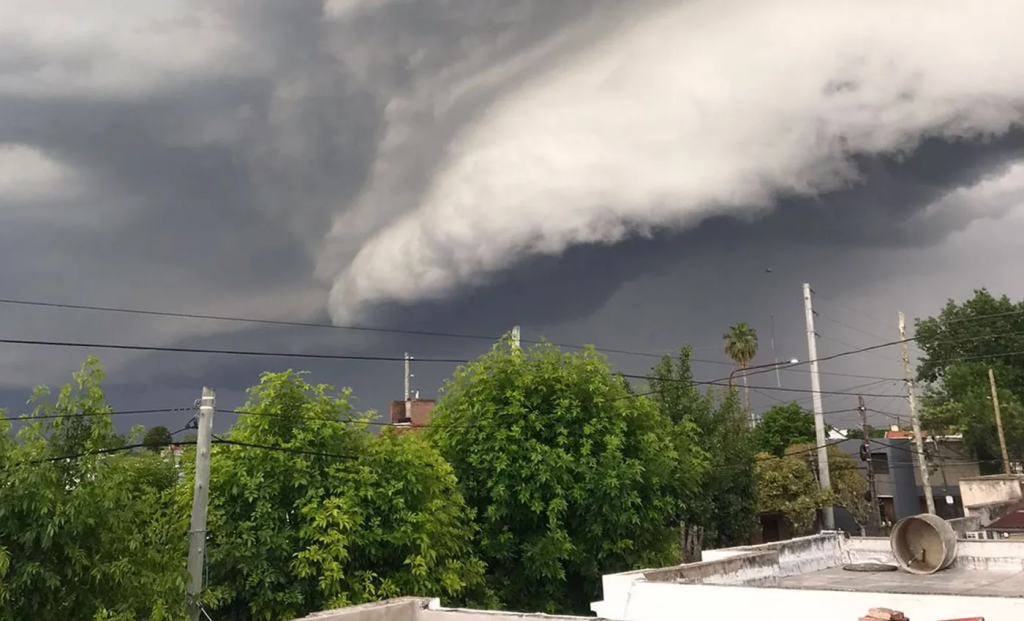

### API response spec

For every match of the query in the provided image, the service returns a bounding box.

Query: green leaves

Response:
[0,359,188,620]
[723,323,759,367]
[915,290,1024,472]
[754,403,816,457]
[195,371,487,620]
[649,347,757,550]
[754,449,830,535]
[429,340,684,614]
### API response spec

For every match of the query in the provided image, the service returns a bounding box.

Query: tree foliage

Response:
[428,340,691,615]
[723,323,759,412]
[0,358,187,620]
[649,347,757,549]
[754,450,828,535]
[144,425,174,452]
[754,403,815,457]
[191,371,487,620]
[915,290,1024,472]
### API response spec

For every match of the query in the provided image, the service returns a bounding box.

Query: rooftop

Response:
[776,565,1024,597]
[593,532,1024,621]
[986,504,1024,531]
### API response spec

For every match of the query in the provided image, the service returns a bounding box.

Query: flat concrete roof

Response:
[775,566,1024,598]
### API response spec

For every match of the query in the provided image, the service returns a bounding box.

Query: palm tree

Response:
[724,323,759,415]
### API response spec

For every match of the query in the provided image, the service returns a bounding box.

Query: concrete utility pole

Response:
[899,311,935,515]
[511,325,521,350]
[187,387,215,621]
[989,367,1011,475]
[802,283,834,530]
[404,352,412,422]
[859,395,881,535]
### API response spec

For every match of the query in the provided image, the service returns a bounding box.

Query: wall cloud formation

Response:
[322,0,1024,322]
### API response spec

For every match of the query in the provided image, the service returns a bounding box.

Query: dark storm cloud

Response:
[1,0,1024,428]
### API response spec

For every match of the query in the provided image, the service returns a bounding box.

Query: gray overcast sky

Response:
[3,0,1024,434]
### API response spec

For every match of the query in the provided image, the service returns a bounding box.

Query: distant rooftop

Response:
[986,504,1024,531]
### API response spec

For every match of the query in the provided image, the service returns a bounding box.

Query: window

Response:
[870,452,889,475]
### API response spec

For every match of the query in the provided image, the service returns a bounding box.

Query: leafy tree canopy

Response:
[915,290,1024,471]
[754,450,828,535]
[428,340,694,615]
[723,323,759,367]
[754,403,816,457]
[144,425,174,452]
[649,347,757,549]
[190,371,488,620]
[0,358,187,620]
[915,289,1024,388]
[785,443,870,531]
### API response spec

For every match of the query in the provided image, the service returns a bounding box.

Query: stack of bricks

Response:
[860,608,907,621]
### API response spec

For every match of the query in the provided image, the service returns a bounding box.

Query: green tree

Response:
[192,371,487,620]
[827,446,871,533]
[144,425,174,452]
[754,450,831,535]
[784,443,869,534]
[915,290,1024,471]
[0,358,187,620]
[723,323,759,414]
[649,347,757,551]
[754,403,816,457]
[922,362,1024,473]
[915,289,1024,388]
[428,340,691,614]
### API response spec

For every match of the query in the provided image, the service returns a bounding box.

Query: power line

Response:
[13,406,194,422]
[810,292,897,335]
[0,337,468,364]
[0,296,727,365]
[7,440,198,467]
[621,373,906,398]
[212,436,360,461]
[816,313,895,345]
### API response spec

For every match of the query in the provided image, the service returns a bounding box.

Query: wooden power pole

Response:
[187,387,215,621]
[899,312,935,515]
[989,367,1011,475]
[859,396,881,535]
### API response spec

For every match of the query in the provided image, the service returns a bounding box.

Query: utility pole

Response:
[899,311,934,515]
[802,283,834,530]
[404,352,412,422]
[187,387,215,621]
[989,367,1011,475]
[859,396,881,535]
[511,325,521,350]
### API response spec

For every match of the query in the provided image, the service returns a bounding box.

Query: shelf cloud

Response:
[319,0,1024,321]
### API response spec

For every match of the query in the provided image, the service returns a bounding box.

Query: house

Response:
[833,434,980,532]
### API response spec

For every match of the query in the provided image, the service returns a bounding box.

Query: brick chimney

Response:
[389,398,436,431]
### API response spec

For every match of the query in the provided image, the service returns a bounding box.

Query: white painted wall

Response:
[603,580,1024,621]
[961,476,1024,508]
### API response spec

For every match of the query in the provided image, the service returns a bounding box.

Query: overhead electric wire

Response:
[12,406,195,422]
[0,337,469,364]
[211,435,360,460]
[7,440,198,468]
[810,292,898,334]
[0,296,727,364]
